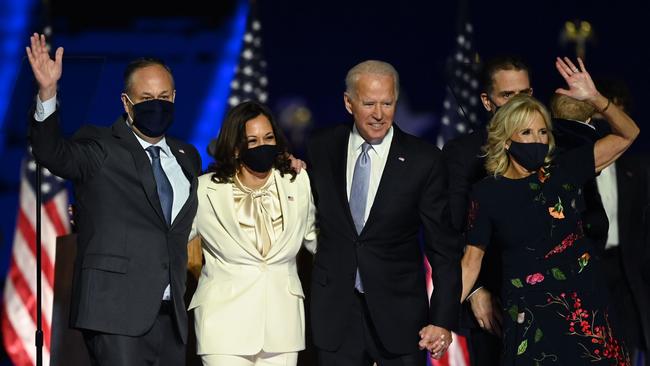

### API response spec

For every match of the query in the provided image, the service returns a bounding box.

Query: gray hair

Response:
[345,60,400,99]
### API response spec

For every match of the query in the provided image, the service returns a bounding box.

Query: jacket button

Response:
[355,240,363,247]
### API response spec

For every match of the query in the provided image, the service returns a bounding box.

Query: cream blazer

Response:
[188,169,317,355]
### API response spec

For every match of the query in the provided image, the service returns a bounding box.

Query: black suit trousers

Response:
[83,301,184,366]
[317,291,426,366]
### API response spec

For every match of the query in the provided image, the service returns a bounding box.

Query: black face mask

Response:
[507,141,549,172]
[128,98,175,138]
[240,144,280,173]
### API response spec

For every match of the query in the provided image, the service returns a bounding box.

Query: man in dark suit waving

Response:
[26,33,201,365]
[307,60,461,365]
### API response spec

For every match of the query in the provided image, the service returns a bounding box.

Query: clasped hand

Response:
[419,324,451,359]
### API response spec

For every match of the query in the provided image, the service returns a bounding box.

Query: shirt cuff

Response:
[34,94,57,122]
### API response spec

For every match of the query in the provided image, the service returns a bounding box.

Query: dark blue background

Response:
[1,0,648,363]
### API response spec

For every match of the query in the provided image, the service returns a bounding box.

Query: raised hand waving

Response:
[25,33,63,101]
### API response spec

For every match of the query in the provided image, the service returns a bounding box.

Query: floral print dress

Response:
[467,144,629,366]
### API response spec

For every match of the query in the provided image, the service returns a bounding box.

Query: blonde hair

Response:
[549,93,596,122]
[345,60,400,99]
[483,94,555,176]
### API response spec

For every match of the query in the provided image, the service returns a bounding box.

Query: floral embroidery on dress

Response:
[539,292,629,364]
[533,191,547,204]
[511,278,524,288]
[562,183,575,191]
[544,231,584,259]
[512,269,565,288]
[550,267,567,280]
[526,272,545,285]
[538,167,550,183]
[548,196,565,219]
[505,300,557,361]
[466,199,479,231]
[578,253,591,273]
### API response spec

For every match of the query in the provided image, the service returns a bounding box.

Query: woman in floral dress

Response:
[461,57,639,366]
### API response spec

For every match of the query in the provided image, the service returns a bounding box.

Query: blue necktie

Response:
[349,142,371,292]
[146,146,173,225]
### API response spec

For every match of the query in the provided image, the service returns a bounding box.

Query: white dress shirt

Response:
[346,125,394,222]
[596,162,619,249]
[35,94,191,300]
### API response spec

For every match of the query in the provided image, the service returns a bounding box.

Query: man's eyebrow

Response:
[140,91,171,97]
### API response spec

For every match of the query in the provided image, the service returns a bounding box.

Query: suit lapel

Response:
[112,118,167,226]
[266,170,297,259]
[361,126,408,235]
[205,179,264,260]
[331,126,358,236]
[167,138,198,229]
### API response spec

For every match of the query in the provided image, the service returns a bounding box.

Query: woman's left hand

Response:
[554,57,602,105]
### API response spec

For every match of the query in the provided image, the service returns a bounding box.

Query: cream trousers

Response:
[201,351,298,366]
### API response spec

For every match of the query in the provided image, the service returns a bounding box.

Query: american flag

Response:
[1,150,69,366]
[428,20,480,366]
[209,1,268,157]
[436,22,482,149]
[227,2,268,108]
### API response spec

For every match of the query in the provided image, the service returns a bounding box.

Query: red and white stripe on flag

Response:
[2,154,69,366]
[425,258,470,366]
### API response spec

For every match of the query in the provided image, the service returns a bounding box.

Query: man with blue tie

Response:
[26,33,201,365]
[307,60,462,365]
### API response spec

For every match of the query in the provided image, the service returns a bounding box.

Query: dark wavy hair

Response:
[207,100,296,183]
[480,55,530,95]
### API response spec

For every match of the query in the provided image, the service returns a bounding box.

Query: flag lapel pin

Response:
[288,195,294,201]
[179,149,185,154]
[398,156,405,162]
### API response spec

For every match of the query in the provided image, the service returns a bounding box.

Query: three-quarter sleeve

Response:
[465,187,492,249]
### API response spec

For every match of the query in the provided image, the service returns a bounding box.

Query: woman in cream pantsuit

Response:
[188,101,317,366]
